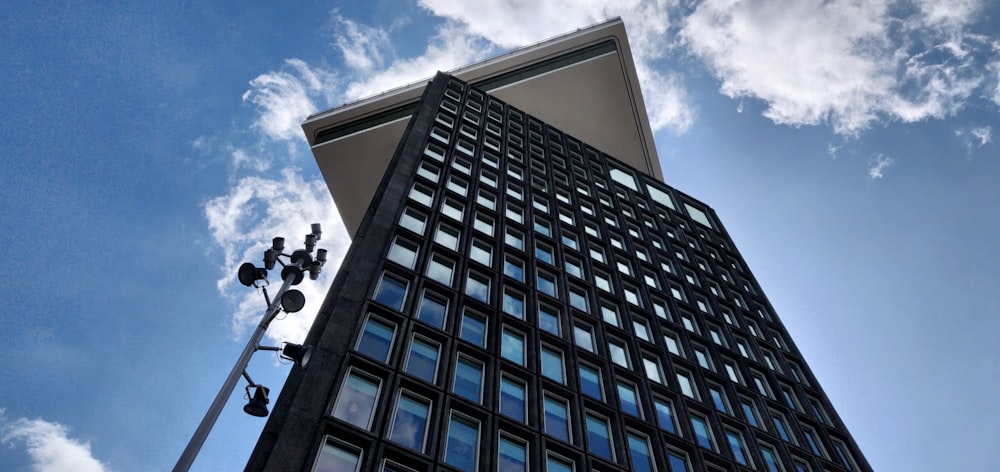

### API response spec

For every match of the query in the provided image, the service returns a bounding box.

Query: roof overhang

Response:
[303,18,661,237]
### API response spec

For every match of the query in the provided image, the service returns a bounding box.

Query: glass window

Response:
[444,414,479,471]
[565,258,583,278]
[434,224,461,251]
[793,460,811,472]
[574,324,594,352]
[332,371,380,429]
[426,255,453,285]
[404,336,439,383]
[594,273,612,293]
[694,347,712,370]
[600,304,620,327]
[546,454,573,472]
[663,332,681,356]
[499,376,526,421]
[504,257,524,282]
[470,239,492,267]
[498,436,527,472]
[803,428,825,457]
[569,289,588,311]
[725,362,741,384]
[579,364,603,400]
[466,272,490,303]
[643,355,663,383]
[534,218,551,236]
[536,244,554,264]
[627,433,655,472]
[388,392,430,451]
[676,372,696,399]
[585,414,614,461]
[387,237,418,269]
[373,273,407,311]
[453,356,484,403]
[539,305,561,336]
[505,228,524,251]
[408,183,434,207]
[541,347,565,383]
[441,198,464,222]
[652,300,670,320]
[617,383,641,417]
[473,213,494,235]
[781,386,799,410]
[460,311,487,348]
[313,438,361,472]
[538,272,558,297]
[609,340,630,368]
[501,328,525,366]
[726,430,751,466]
[773,413,792,442]
[399,207,426,234]
[654,398,677,434]
[356,316,394,362]
[690,414,713,450]
[667,451,689,472]
[833,440,856,471]
[632,318,650,341]
[543,395,571,442]
[761,445,784,472]
[416,292,447,329]
[447,175,468,196]
[741,399,760,427]
[561,233,578,250]
[709,386,729,413]
[503,291,525,319]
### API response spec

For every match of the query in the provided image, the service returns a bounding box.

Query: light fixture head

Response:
[238,263,267,287]
[281,343,314,368]
[304,234,317,253]
[263,249,277,270]
[309,261,322,280]
[316,248,328,264]
[280,265,305,286]
[280,289,305,313]
[271,237,285,253]
[243,384,270,417]
[311,223,322,241]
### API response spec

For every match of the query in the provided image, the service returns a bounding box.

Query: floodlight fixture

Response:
[176,223,326,471]
[238,263,267,287]
[280,343,314,368]
[304,233,317,253]
[280,289,306,313]
[271,237,285,253]
[243,384,270,417]
[263,249,277,270]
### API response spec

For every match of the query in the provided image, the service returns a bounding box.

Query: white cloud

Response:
[342,22,493,101]
[680,0,993,135]
[203,167,351,343]
[332,14,391,73]
[1,413,109,472]
[971,126,992,146]
[242,59,338,142]
[868,153,894,179]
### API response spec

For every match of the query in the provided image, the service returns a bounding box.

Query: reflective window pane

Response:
[388,393,430,451]
[332,372,379,430]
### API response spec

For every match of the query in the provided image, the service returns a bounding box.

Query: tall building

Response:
[247,20,870,472]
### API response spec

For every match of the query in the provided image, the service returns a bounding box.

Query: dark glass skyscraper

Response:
[247,21,870,472]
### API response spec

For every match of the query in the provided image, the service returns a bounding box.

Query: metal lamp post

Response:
[174,224,326,472]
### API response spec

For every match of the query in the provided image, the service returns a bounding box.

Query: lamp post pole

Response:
[173,272,296,472]
[174,224,324,472]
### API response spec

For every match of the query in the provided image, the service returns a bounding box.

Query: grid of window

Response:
[314,76,869,472]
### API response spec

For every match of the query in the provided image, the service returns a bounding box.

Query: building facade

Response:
[246,69,871,472]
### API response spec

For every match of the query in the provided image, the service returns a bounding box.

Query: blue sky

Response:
[1,1,998,471]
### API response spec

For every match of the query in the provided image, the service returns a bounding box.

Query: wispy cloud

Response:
[1,412,110,472]
[203,168,350,343]
[868,153,894,179]
[680,0,994,135]
[955,125,992,153]
[242,59,338,142]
